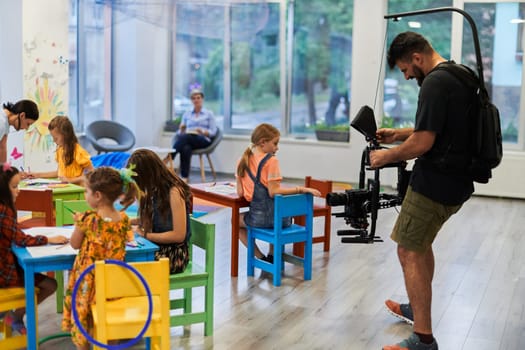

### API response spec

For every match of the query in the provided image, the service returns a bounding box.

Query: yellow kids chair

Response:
[0,287,34,349]
[91,258,170,350]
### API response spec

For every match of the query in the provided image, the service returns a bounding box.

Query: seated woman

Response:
[168,89,217,183]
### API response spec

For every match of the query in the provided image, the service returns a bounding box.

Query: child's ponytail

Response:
[237,146,253,177]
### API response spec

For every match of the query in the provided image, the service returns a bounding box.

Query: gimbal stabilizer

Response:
[327,106,410,243]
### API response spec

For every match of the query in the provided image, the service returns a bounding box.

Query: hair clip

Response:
[2,162,12,172]
[119,163,137,185]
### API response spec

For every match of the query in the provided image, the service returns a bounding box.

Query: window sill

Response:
[222,133,351,147]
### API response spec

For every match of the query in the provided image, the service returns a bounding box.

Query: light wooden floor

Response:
[34,185,525,349]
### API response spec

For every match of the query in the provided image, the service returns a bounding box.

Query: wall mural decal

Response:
[22,0,69,171]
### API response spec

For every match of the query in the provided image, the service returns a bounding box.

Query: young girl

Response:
[123,148,191,274]
[0,163,68,334]
[236,123,321,262]
[23,116,93,185]
[61,166,138,350]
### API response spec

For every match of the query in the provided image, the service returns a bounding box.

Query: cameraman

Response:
[370,32,474,350]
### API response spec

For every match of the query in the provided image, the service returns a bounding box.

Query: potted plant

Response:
[164,116,182,132]
[314,123,350,142]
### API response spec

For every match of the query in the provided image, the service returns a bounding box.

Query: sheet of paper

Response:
[23,227,77,257]
[23,226,74,239]
[204,184,237,195]
[24,178,63,185]
[26,244,78,258]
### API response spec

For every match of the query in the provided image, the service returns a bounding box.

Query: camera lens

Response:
[326,192,348,206]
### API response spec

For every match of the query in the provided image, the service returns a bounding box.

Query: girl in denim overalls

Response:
[236,123,321,262]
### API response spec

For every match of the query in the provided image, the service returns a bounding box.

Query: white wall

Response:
[0,0,23,101]
[0,0,24,168]
[113,18,170,148]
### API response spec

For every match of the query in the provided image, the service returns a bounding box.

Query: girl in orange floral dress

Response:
[61,166,139,350]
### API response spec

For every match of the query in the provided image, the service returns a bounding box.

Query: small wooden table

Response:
[189,182,249,277]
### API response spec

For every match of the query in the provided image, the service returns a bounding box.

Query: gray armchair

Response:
[193,128,223,182]
[86,120,136,154]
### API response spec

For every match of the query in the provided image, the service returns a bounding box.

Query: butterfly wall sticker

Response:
[10,147,23,160]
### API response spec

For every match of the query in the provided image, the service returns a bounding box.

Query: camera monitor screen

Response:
[351,105,377,141]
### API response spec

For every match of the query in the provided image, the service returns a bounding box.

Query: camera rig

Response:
[327,105,411,243]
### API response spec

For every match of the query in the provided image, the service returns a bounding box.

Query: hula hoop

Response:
[71,259,153,349]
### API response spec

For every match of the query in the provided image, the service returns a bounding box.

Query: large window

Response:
[68,0,111,131]
[171,2,282,134]
[231,3,281,131]
[70,1,354,140]
[168,0,353,138]
[384,1,524,147]
[462,2,523,145]
[290,1,353,137]
[172,3,225,127]
[384,0,453,128]
[71,1,525,150]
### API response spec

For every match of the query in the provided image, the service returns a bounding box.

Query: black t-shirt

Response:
[410,63,474,205]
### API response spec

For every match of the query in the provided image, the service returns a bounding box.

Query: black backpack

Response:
[384,7,503,184]
[435,62,503,184]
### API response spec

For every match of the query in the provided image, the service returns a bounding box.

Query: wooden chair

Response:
[54,199,92,314]
[16,188,54,228]
[293,176,333,257]
[169,217,215,335]
[247,193,313,286]
[15,189,59,319]
[0,287,33,349]
[92,258,170,350]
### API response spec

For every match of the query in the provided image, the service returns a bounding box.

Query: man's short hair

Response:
[387,31,433,69]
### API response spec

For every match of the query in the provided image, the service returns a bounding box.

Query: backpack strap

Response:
[435,61,491,106]
[434,61,479,91]
[428,61,477,173]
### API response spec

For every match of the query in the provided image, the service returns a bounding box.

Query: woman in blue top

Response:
[169,89,217,182]
[123,149,192,274]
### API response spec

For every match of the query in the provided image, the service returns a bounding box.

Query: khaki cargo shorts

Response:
[391,186,462,253]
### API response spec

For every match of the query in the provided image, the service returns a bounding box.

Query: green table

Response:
[19,181,85,201]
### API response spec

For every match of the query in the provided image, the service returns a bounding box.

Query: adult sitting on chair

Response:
[168,89,217,183]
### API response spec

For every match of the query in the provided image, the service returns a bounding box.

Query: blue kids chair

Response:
[246,193,314,286]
